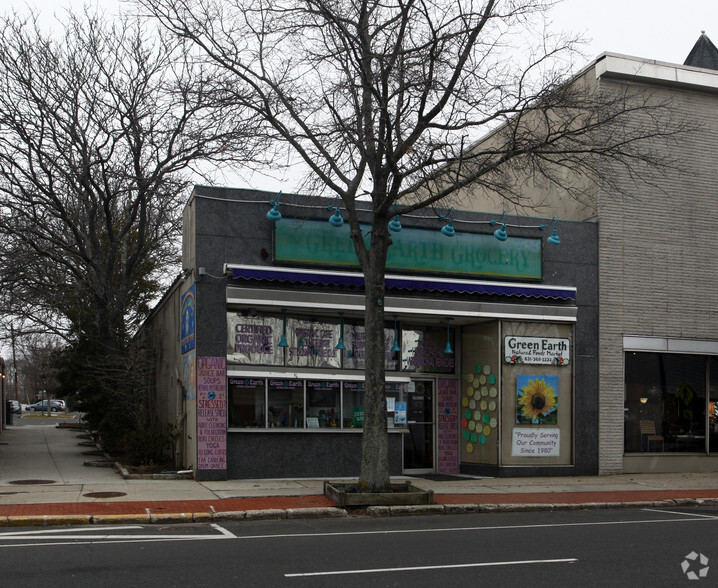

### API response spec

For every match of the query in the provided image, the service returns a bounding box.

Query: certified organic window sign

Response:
[512,427,560,457]
[504,336,570,365]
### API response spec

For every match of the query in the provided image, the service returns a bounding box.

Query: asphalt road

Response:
[0,506,716,587]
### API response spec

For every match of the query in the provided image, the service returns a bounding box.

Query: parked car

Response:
[27,400,64,412]
[9,400,20,414]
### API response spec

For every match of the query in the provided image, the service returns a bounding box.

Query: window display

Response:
[624,352,707,453]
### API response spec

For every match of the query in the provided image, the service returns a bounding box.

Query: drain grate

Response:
[9,479,56,485]
[83,491,127,499]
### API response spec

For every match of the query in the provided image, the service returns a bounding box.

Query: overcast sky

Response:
[8,0,716,66]
[5,0,716,191]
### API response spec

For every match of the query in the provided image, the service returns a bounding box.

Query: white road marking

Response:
[642,508,718,519]
[285,557,578,577]
[0,524,235,548]
[0,525,143,536]
[229,513,718,541]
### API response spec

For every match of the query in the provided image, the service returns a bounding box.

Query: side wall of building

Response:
[597,68,718,473]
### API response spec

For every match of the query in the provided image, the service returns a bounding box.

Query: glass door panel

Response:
[403,380,434,471]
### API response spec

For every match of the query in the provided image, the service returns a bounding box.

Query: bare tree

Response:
[0,10,263,352]
[138,0,684,491]
[0,9,266,442]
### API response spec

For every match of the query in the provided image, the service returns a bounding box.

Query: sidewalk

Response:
[1,421,718,526]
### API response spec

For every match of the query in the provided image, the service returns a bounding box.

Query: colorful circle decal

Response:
[480,400,488,411]
[483,413,490,424]
[479,434,487,444]
[474,410,482,421]
[464,409,472,419]
[488,400,496,411]
[471,432,478,443]
[467,373,474,383]
[479,374,487,385]
[462,397,469,407]
[461,418,468,428]
[466,443,474,453]
[483,365,491,375]
[488,374,496,385]
[489,387,498,398]
[484,425,492,436]
[463,430,470,441]
[475,364,482,373]
[468,420,476,431]
[489,417,497,428]
[481,386,488,397]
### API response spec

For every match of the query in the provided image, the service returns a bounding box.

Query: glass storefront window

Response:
[386,382,408,429]
[268,379,304,428]
[343,381,365,428]
[402,326,455,373]
[306,381,340,428]
[709,358,718,455]
[228,378,265,428]
[227,378,413,430]
[624,352,706,453]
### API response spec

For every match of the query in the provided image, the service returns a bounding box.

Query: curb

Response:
[3,498,717,527]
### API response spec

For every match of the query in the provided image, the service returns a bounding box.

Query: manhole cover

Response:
[9,479,56,485]
[83,491,127,499]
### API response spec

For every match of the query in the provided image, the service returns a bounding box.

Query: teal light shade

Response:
[444,317,454,354]
[278,308,289,347]
[441,220,455,237]
[266,202,282,221]
[389,215,402,232]
[493,224,507,241]
[329,207,344,227]
[391,314,400,352]
[335,312,346,350]
[547,227,561,245]
[266,191,283,221]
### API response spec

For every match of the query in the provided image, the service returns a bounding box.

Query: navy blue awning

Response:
[228,265,575,302]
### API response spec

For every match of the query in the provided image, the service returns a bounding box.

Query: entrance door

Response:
[403,380,435,472]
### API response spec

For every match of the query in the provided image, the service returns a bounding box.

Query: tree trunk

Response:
[358,225,392,492]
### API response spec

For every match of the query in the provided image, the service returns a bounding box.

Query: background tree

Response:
[0,10,263,443]
[139,0,685,490]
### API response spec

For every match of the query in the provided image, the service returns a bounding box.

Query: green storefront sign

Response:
[274,219,542,280]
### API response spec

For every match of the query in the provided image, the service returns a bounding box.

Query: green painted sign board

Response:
[274,218,542,280]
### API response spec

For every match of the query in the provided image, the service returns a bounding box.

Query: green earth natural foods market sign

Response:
[274,218,542,280]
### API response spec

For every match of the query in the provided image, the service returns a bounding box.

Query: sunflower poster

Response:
[516,375,558,425]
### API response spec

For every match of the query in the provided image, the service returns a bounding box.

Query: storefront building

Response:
[458,39,718,474]
[140,186,598,480]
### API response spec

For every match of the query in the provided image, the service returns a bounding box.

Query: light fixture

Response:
[391,314,401,352]
[540,216,561,245]
[444,318,454,354]
[266,191,283,222]
[335,312,346,350]
[328,197,344,227]
[440,207,456,237]
[491,211,508,241]
[278,308,289,348]
[389,215,402,233]
[639,397,648,404]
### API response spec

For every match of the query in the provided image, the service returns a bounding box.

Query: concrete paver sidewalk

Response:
[1,422,718,526]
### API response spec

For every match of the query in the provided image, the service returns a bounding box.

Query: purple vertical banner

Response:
[197,357,227,470]
[437,378,459,474]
